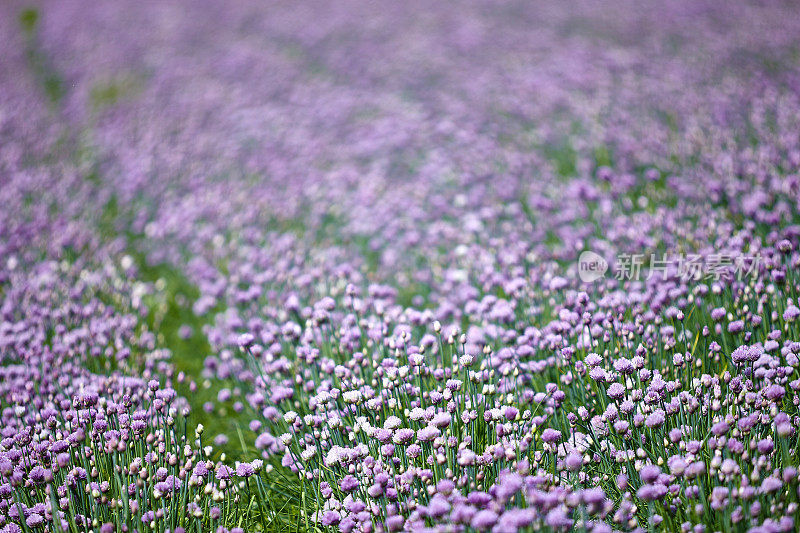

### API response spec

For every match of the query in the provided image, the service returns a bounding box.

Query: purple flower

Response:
[640,464,661,483]
[565,453,583,472]
[607,383,625,399]
[541,428,562,443]
[545,507,573,529]
[386,515,404,532]
[393,428,415,445]
[321,510,341,526]
[585,353,602,367]
[432,412,452,428]
[645,409,666,428]
[727,320,744,333]
[613,420,630,433]
[238,333,255,347]
[757,438,775,455]
[194,463,209,477]
[27,465,49,485]
[236,463,255,478]
[764,384,785,401]
[216,465,233,480]
[668,456,687,476]
[685,461,706,479]
[340,474,359,493]
[613,358,634,374]
[467,491,492,507]
[582,487,606,506]
[761,477,783,494]
[427,495,451,519]
[417,426,441,442]
[471,510,499,531]
[637,483,668,501]
[710,421,729,436]
[24,513,44,528]
[732,345,760,364]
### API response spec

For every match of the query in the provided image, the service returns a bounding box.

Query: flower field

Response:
[2,1,800,531]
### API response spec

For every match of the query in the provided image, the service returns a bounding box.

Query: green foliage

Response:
[18,7,39,35]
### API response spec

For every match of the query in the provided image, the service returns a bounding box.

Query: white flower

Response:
[325,446,346,466]
[301,446,317,461]
[409,407,425,421]
[384,416,402,430]
[343,390,362,404]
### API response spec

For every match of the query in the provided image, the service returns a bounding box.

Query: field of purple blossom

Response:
[3,1,800,532]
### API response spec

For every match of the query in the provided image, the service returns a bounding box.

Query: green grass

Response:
[19,7,65,106]
[90,74,144,113]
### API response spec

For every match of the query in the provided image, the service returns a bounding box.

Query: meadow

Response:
[2,1,800,531]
